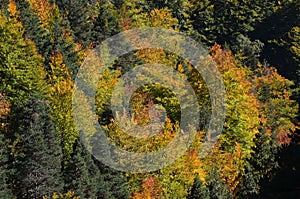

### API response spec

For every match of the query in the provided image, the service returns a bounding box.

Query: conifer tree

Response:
[92,0,120,43]
[14,0,52,60]
[0,0,9,14]
[55,0,95,46]
[63,139,99,198]
[187,177,209,199]
[0,132,13,198]
[49,6,80,77]
[9,95,64,198]
[15,0,80,76]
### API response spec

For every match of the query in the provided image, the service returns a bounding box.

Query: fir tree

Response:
[50,8,80,77]
[14,0,52,61]
[188,170,232,199]
[9,95,64,198]
[55,0,95,46]
[187,177,210,199]
[92,0,120,43]
[95,161,130,199]
[206,169,233,199]
[63,139,102,198]
[0,0,9,15]
[0,133,13,198]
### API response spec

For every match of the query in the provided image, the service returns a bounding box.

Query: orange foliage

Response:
[27,0,54,28]
[7,0,17,16]
[0,93,10,133]
[132,176,163,199]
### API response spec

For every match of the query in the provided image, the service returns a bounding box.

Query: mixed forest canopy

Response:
[0,0,299,198]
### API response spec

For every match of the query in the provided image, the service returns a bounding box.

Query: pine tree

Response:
[206,169,233,199]
[187,170,232,199]
[190,0,276,46]
[95,161,130,199]
[15,0,80,76]
[9,95,64,198]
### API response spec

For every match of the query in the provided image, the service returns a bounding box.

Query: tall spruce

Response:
[0,132,13,198]
[92,0,120,43]
[9,95,64,198]
[14,0,52,61]
[55,0,95,46]
[187,177,210,199]
[63,139,99,198]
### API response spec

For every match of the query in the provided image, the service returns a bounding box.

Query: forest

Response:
[0,0,300,198]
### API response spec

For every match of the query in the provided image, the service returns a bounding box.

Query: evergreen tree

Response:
[63,139,130,199]
[55,0,95,46]
[188,170,232,199]
[231,34,264,69]
[9,95,64,198]
[63,139,99,198]
[95,161,130,199]
[14,0,52,61]
[206,169,233,199]
[0,133,13,198]
[49,7,80,77]
[15,1,80,76]
[92,0,120,43]
[190,0,277,46]
[0,0,9,15]
[187,177,210,199]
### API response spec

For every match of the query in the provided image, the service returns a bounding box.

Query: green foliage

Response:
[190,0,276,45]
[187,177,209,199]
[231,34,264,69]
[48,5,80,77]
[15,0,53,60]
[0,0,9,15]
[0,133,13,198]
[55,0,95,45]
[188,170,233,199]
[9,95,64,198]
[92,0,120,42]
[0,11,47,103]
[63,140,100,198]
[63,139,129,199]
[249,0,300,82]
[205,169,233,199]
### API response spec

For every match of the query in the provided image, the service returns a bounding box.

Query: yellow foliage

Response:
[48,52,77,155]
[0,93,10,133]
[27,0,54,29]
[45,191,80,199]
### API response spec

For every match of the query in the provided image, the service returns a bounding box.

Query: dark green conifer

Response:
[9,95,64,198]
[0,133,13,198]
[55,0,95,46]
[187,177,210,199]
